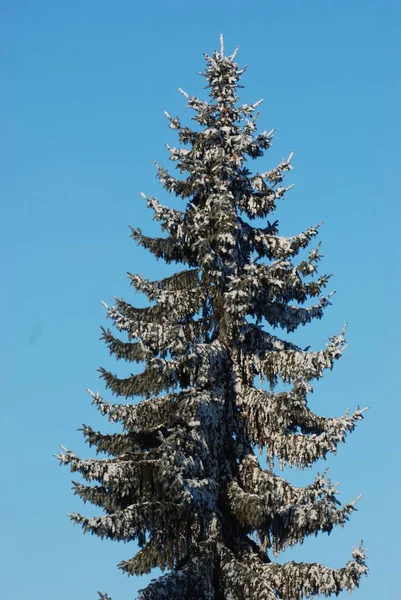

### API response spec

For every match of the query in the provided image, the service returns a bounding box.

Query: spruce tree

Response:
[56,37,368,599]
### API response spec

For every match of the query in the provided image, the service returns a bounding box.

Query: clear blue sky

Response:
[2,1,400,599]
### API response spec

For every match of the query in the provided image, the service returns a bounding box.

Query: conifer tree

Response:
[56,37,368,599]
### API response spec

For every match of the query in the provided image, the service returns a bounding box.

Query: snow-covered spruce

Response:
[56,36,367,599]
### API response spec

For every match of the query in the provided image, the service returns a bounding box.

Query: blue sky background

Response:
[2,1,401,598]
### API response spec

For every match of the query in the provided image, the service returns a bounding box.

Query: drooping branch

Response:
[236,386,367,467]
[240,220,321,261]
[228,478,359,554]
[257,543,368,599]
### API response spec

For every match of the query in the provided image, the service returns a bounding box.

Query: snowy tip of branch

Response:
[59,445,68,452]
[288,150,295,162]
[100,301,109,310]
[86,388,100,400]
[163,110,171,118]
[140,192,147,200]
[230,46,240,60]
[178,87,189,99]
[252,99,264,109]
[220,34,224,57]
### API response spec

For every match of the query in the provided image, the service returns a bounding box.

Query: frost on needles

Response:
[56,36,368,599]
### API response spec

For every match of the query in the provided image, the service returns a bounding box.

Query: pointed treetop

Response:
[220,33,224,58]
